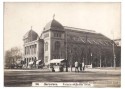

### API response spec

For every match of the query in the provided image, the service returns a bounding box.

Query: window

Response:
[58,33,61,37]
[27,46,29,54]
[32,45,34,54]
[45,56,48,62]
[28,46,30,54]
[87,39,92,44]
[93,40,99,45]
[30,46,31,54]
[98,40,104,45]
[104,41,109,45]
[44,33,49,38]
[34,44,37,54]
[25,47,26,55]
[45,42,48,51]
[54,32,61,38]
[80,37,85,43]
[55,41,60,51]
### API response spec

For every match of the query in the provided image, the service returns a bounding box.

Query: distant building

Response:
[23,18,120,68]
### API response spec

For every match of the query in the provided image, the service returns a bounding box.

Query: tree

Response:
[4,47,23,68]
[4,50,12,68]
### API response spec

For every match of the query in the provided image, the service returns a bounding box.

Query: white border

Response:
[2,0,122,2]
[1,0,124,89]
[0,0,3,88]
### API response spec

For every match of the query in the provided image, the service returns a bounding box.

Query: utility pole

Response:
[112,31,116,68]
[79,36,85,63]
[65,30,68,72]
[99,48,102,68]
[79,34,87,66]
[113,41,116,68]
[85,34,88,65]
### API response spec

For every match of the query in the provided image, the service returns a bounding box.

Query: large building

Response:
[23,28,44,68]
[23,18,120,68]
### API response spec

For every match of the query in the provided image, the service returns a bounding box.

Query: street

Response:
[4,68,121,87]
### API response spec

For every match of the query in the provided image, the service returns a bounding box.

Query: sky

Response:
[4,2,121,51]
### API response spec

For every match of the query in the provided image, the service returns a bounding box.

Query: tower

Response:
[41,18,65,65]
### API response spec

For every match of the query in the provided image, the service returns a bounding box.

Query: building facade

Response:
[23,29,44,68]
[23,18,120,68]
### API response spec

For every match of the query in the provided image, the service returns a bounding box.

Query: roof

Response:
[44,19,64,31]
[66,30,112,46]
[64,26,96,33]
[23,29,38,42]
[49,59,65,63]
[114,39,121,41]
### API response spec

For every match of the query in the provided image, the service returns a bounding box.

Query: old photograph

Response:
[4,2,121,87]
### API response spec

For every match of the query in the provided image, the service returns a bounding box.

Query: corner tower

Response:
[23,27,44,68]
[41,18,65,65]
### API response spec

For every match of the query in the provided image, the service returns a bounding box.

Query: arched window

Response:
[25,47,26,55]
[45,42,48,51]
[55,41,60,51]
[34,44,37,54]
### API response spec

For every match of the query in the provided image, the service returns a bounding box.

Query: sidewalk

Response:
[4,68,50,72]
[4,67,121,72]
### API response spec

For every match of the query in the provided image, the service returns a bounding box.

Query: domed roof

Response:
[23,29,38,42]
[44,19,64,31]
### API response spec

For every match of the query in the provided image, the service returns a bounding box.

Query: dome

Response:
[44,19,64,31]
[23,29,38,42]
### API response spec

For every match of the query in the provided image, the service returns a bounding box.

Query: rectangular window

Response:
[34,44,37,54]
[54,32,61,38]
[58,33,61,37]
[54,33,57,37]
[44,33,49,38]
[45,56,48,62]
[45,42,48,51]
[25,47,26,55]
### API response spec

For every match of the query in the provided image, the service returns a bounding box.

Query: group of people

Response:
[75,61,85,72]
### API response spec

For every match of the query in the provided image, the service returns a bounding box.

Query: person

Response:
[51,65,55,72]
[75,61,79,72]
[59,63,64,72]
[82,61,85,71]
[79,62,82,71]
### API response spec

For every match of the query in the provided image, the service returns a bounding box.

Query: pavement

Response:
[4,67,121,87]
[4,67,121,72]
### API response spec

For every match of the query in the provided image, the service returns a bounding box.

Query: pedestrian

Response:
[79,62,82,71]
[82,61,85,71]
[75,61,79,72]
[51,65,55,72]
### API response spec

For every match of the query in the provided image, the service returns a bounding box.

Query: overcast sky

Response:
[4,2,121,51]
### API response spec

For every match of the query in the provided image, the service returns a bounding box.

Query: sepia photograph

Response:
[4,2,121,87]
